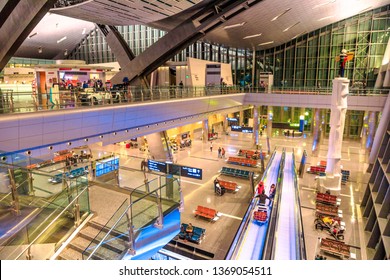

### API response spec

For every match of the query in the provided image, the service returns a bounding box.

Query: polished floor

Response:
[86,126,370,260]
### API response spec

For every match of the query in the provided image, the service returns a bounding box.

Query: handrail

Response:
[14,185,88,260]
[86,176,180,260]
[82,198,128,259]
[292,150,307,260]
[0,85,387,116]
[263,148,286,259]
[225,149,277,260]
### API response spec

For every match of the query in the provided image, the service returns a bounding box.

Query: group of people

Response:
[254,181,276,205]
[217,147,226,158]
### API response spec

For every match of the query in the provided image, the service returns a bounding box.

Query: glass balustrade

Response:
[84,175,180,260]
[0,160,90,260]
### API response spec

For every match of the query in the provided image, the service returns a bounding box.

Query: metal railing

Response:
[0,85,387,115]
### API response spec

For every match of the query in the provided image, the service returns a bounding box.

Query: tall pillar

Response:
[312,108,321,156]
[366,111,377,152]
[320,109,326,144]
[145,131,173,162]
[223,114,229,133]
[267,106,273,137]
[361,111,369,150]
[202,119,209,143]
[239,110,244,126]
[368,94,390,171]
[253,106,259,146]
[326,78,349,191]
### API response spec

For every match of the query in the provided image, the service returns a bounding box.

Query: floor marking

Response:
[190,155,219,162]
[301,205,317,211]
[339,193,351,198]
[219,213,243,221]
[180,179,204,186]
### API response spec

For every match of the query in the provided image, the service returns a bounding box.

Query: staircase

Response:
[57,220,128,260]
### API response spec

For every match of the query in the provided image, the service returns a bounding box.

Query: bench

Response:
[221,167,250,179]
[195,205,220,221]
[320,238,350,259]
[316,204,342,218]
[316,192,340,206]
[179,223,206,244]
[227,157,258,167]
[237,149,267,160]
[307,165,326,174]
[218,179,239,192]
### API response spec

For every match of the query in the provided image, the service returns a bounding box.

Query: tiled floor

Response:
[87,127,370,260]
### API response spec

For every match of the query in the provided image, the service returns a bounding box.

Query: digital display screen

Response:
[148,160,167,173]
[180,166,202,180]
[231,126,253,133]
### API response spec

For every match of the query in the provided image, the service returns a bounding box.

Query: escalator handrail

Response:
[292,150,307,260]
[14,185,89,260]
[262,148,286,259]
[224,149,278,260]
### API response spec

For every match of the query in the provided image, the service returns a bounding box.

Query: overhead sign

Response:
[148,160,167,173]
[180,166,202,180]
[231,125,253,133]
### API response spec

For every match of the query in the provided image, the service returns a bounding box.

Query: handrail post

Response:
[127,202,136,255]
[154,192,163,229]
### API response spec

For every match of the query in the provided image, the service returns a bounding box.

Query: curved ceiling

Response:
[15,0,390,59]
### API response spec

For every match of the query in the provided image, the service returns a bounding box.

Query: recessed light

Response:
[318,15,334,21]
[82,28,86,35]
[137,128,139,130]
[125,129,129,133]
[48,146,53,150]
[258,41,274,46]
[67,142,72,146]
[223,22,246,30]
[243,33,262,39]
[57,36,67,44]
[113,132,117,135]
[84,138,89,142]
[271,8,291,21]
[283,22,300,32]
[313,0,336,9]
[99,135,103,139]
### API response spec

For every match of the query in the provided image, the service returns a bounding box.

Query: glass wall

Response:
[256,5,390,89]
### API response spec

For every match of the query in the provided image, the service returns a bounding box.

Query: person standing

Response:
[221,147,226,158]
[210,141,213,152]
[218,147,222,158]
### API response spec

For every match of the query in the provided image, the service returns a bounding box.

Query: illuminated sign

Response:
[148,160,167,173]
[180,166,202,180]
[231,126,253,133]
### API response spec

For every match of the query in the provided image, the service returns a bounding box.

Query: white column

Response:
[326,78,349,190]
[202,119,209,143]
[253,106,259,146]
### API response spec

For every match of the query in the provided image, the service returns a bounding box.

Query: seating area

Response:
[316,204,341,218]
[341,169,350,184]
[227,157,258,167]
[178,223,206,244]
[218,179,239,192]
[237,149,267,159]
[220,167,250,179]
[48,167,88,184]
[316,192,340,206]
[194,205,220,221]
[307,165,326,175]
[319,238,350,259]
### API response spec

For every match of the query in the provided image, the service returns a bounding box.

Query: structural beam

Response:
[110,0,263,85]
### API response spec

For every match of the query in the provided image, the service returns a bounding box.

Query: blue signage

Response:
[96,157,119,177]
[148,160,167,173]
[231,126,253,133]
[180,166,202,180]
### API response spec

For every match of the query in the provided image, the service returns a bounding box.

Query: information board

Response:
[231,125,253,133]
[148,160,167,173]
[96,157,119,177]
[180,166,202,180]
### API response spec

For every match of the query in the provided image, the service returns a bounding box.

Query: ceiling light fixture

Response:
[312,0,336,9]
[243,33,262,39]
[57,36,67,44]
[223,22,246,30]
[283,21,300,32]
[28,32,38,39]
[318,15,334,21]
[271,8,292,21]
[38,47,42,53]
[258,41,274,46]
[64,49,68,56]
[82,28,86,35]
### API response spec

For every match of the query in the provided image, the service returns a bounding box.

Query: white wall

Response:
[187,57,233,87]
